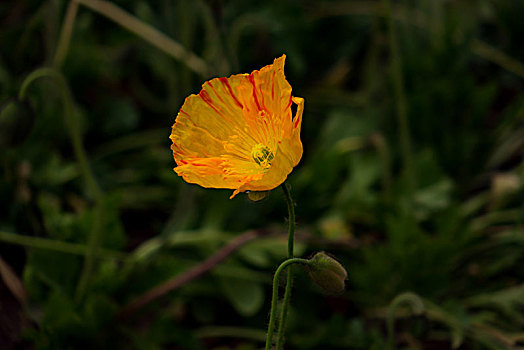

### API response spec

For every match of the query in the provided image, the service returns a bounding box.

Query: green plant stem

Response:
[370,132,392,202]
[0,230,126,260]
[265,258,310,350]
[312,2,524,81]
[120,230,260,318]
[281,183,295,259]
[383,0,415,191]
[471,39,524,80]
[195,326,267,342]
[75,205,105,302]
[18,68,102,199]
[63,0,210,76]
[387,292,425,350]
[54,0,79,68]
[18,67,104,302]
[275,183,296,349]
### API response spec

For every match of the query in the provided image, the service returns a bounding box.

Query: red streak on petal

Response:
[207,81,227,105]
[271,70,276,100]
[219,77,243,108]
[285,96,292,110]
[248,75,262,111]
[200,90,224,117]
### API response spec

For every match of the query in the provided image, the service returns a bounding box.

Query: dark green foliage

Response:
[1,0,524,349]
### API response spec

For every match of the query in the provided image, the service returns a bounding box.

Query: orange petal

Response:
[175,157,263,190]
[170,55,304,197]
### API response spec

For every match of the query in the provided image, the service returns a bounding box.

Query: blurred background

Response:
[1,0,524,349]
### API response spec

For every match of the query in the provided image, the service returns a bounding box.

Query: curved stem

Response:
[18,68,102,200]
[275,183,295,349]
[265,258,309,350]
[19,67,104,302]
[387,292,425,350]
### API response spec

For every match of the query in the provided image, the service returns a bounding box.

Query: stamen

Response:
[251,143,274,169]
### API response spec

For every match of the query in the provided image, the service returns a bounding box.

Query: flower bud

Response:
[307,252,347,294]
[0,99,35,148]
[247,190,270,202]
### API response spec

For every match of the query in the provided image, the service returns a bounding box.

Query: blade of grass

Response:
[53,0,79,68]
[54,0,210,76]
[120,230,263,318]
[18,67,104,302]
[311,2,524,81]
[383,0,415,191]
[0,230,127,260]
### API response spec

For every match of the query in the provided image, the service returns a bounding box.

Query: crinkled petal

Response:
[170,73,256,164]
[237,96,304,194]
[175,157,263,190]
[170,54,304,197]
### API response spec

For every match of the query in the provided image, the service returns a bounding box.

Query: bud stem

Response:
[276,183,295,349]
[387,292,425,350]
[265,258,310,350]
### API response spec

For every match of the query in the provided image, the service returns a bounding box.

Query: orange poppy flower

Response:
[170,55,304,199]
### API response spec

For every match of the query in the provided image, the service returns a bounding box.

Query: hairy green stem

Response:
[265,258,309,350]
[281,183,295,259]
[275,183,296,349]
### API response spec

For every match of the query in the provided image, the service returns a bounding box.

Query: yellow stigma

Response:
[251,143,274,169]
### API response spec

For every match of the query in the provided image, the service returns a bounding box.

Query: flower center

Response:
[251,143,274,169]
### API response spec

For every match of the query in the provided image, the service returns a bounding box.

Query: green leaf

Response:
[220,277,264,317]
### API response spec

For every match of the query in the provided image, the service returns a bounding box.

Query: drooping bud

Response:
[307,252,347,294]
[0,99,35,148]
[247,190,270,202]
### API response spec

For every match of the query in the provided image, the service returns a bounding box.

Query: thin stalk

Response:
[383,0,415,191]
[0,256,28,304]
[74,0,209,76]
[370,133,392,202]
[18,67,104,303]
[54,0,79,68]
[471,39,524,80]
[18,68,102,199]
[265,258,309,350]
[311,2,524,81]
[275,183,295,349]
[281,183,295,259]
[0,230,126,260]
[75,205,105,302]
[195,326,267,342]
[120,230,260,318]
[387,292,425,350]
